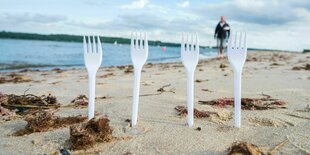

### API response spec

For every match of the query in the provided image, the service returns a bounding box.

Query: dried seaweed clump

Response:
[14,111,87,136]
[198,97,286,110]
[0,73,32,84]
[0,92,16,121]
[52,68,64,73]
[70,117,113,150]
[1,93,59,114]
[175,106,215,118]
[0,92,5,103]
[71,95,88,106]
[227,142,265,155]
[292,63,310,71]
[0,105,16,121]
[246,53,291,62]
[116,65,134,73]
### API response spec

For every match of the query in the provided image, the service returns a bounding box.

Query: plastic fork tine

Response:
[181,33,185,52]
[88,36,92,53]
[239,32,243,49]
[184,35,187,51]
[243,32,247,49]
[140,32,143,49]
[131,32,134,49]
[83,36,87,53]
[97,36,102,54]
[186,34,189,52]
[195,34,199,52]
[137,32,140,49]
[190,34,194,52]
[144,32,148,50]
[228,32,232,49]
[234,32,238,48]
[93,36,97,53]
[135,32,138,49]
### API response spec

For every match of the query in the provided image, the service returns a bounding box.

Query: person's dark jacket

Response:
[214,22,230,39]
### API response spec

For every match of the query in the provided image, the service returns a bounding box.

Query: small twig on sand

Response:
[285,113,310,120]
[128,84,175,97]
[268,139,288,155]
[157,84,175,93]
[139,93,162,97]
[261,92,271,99]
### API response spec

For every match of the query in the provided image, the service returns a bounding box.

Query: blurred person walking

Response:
[214,16,230,58]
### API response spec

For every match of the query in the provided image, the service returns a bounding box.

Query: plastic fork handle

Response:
[234,70,242,128]
[131,68,142,126]
[186,70,195,127]
[88,73,96,120]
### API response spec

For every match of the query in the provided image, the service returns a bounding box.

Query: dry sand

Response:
[0,51,309,154]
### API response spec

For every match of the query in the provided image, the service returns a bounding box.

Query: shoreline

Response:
[0,50,304,73]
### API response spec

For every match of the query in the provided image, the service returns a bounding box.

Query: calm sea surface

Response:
[0,39,217,71]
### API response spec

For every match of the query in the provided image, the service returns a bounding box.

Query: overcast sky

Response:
[0,0,310,51]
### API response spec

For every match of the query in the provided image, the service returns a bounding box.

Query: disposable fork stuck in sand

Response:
[227,32,247,128]
[131,32,148,126]
[181,34,199,127]
[83,36,102,120]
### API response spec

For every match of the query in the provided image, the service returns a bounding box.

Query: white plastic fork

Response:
[227,32,247,128]
[181,34,199,127]
[83,35,103,120]
[131,32,148,126]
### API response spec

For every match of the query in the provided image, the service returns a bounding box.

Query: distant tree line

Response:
[0,31,181,47]
[1,31,303,52]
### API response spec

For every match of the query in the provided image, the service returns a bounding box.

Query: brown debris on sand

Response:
[227,141,265,155]
[201,88,213,92]
[220,63,228,68]
[174,106,216,118]
[292,64,310,71]
[69,117,113,150]
[14,111,87,136]
[0,73,32,84]
[246,53,291,62]
[71,95,88,106]
[96,96,112,100]
[157,84,175,93]
[52,68,64,73]
[198,96,286,110]
[117,65,134,74]
[99,73,114,78]
[296,104,310,112]
[0,92,59,114]
[195,79,208,83]
[0,105,16,121]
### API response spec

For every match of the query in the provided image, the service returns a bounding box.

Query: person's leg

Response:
[217,38,221,57]
[219,39,224,58]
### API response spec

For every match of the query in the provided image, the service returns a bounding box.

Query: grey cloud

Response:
[1,12,67,24]
[193,1,310,25]
[113,14,167,30]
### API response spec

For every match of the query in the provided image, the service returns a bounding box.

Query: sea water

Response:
[0,39,217,71]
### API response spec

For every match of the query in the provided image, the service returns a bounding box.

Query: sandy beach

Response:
[0,51,309,154]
